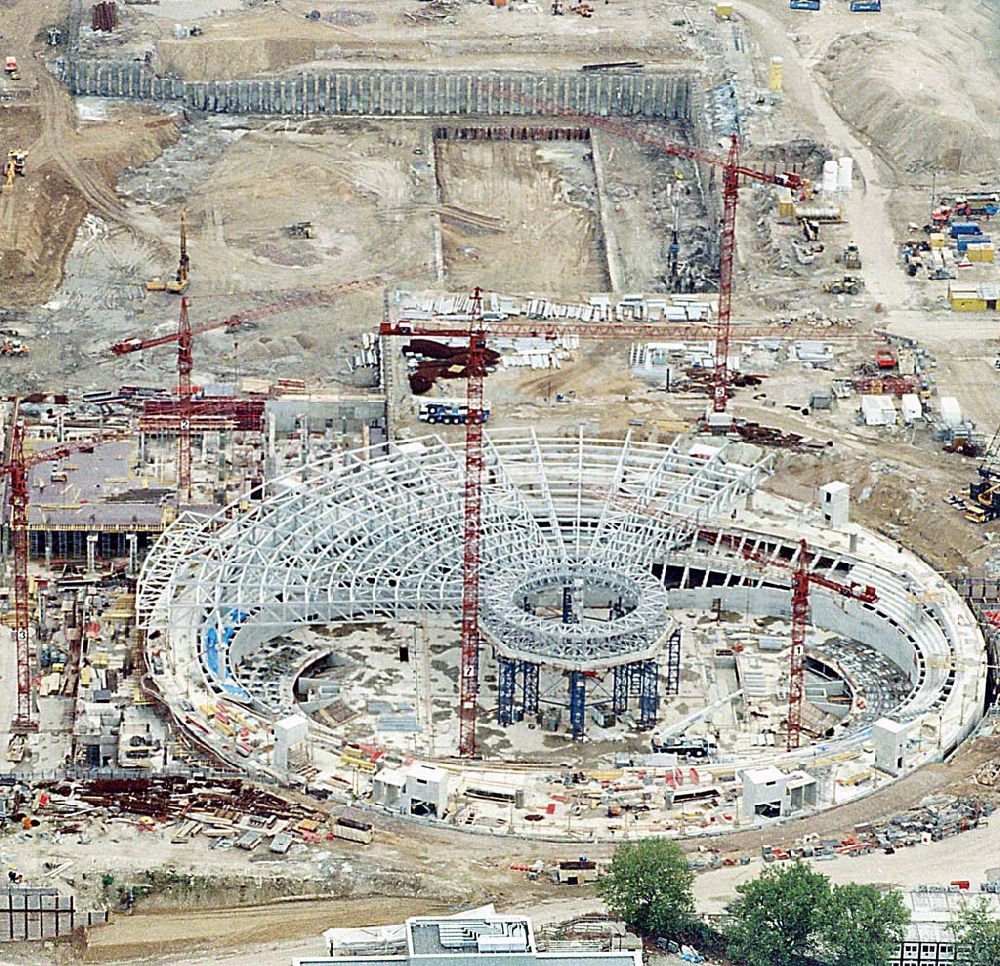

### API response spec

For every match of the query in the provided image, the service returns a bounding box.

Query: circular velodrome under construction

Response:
[139,430,989,839]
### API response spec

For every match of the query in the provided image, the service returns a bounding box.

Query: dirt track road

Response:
[735,0,910,312]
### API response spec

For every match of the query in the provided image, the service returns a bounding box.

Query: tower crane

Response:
[112,264,439,502]
[740,538,877,750]
[2,421,123,734]
[383,291,885,756]
[466,79,806,411]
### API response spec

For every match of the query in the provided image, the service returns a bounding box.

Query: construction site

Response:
[2,0,1000,962]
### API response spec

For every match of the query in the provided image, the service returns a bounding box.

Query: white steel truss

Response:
[138,432,772,703]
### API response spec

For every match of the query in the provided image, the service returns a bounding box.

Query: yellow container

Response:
[929,232,945,249]
[769,57,784,93]
[715,1,733,18]
[969,245,995,263]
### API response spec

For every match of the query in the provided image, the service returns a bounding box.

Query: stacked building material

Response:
[92,2,117,31]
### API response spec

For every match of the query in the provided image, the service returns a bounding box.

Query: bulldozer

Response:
[823,275,863,296]
[285,221,313,239]
[842,243,861,269]
[147,210,190,294]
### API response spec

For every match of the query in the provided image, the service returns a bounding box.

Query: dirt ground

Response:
[437,139,610,296]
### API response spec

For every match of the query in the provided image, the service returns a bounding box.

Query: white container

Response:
[837,157,854,191]
[900,393,922,424]
[822,160,839,194]
[939,396,962,427]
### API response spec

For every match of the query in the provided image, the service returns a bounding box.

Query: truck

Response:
[849,0,881,9]
[842,243,862,270]
[875,348,897,370]
[417,398,491,425]
[4,56,20,80]
[790,0,820,8]
[651,735,717,759]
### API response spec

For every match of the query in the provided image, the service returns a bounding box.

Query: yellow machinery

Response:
[966,428,1000,523]
[2,150,26,189]
[146,210,190,293]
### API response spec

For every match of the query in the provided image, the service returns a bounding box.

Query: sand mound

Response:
[818,28,1000,175]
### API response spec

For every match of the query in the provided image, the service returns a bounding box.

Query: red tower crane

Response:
[465,81,807,411]
[589,132,803,412]
[2,423,120,732]
[112,265,439,503]
[383,299,883,756]
[742,538,877,750]
[176,297,194,503]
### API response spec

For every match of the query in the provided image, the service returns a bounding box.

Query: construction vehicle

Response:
[4,56,20,80]
[147,210,190,294]
[842,243,862,269]
[285,221,313,239]
[0,338,28,357]
[3,150,26,189]
[967,429,1000,523]
[874,348,896,370]
[823,275,863,296]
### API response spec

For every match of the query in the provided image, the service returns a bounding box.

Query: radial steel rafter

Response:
[137,434,773,732]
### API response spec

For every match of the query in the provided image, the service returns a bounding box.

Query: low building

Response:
[298,914,643,966]
[890,890,1000,966]
[740,765,817,821]
[372,762,450,818]
[948,282,1000,311]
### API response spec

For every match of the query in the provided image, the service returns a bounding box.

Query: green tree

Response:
[951,897,1000,966]
[595,838,695,938]
[815,883,910,966]
[724,861,830,966]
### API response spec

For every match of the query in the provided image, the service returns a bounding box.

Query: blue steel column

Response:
[628,661,643,697]
[664,627,681,696]
[521,660,540,714]
[639,661,659,729]
[569,671,586,739]
[612,664,629,714]
[498,656,517,725]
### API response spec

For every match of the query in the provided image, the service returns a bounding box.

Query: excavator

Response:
[2,150,26,190]
[146,210,190,294]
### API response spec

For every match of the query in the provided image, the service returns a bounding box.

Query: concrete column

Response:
[126,533,138,580]
[86,533,98,575]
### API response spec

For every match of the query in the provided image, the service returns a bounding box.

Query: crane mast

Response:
[176,297,194,503]
[8,422,35,733]
[457,288,486,757]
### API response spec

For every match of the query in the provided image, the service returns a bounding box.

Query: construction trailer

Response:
[949,283,1000,311]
